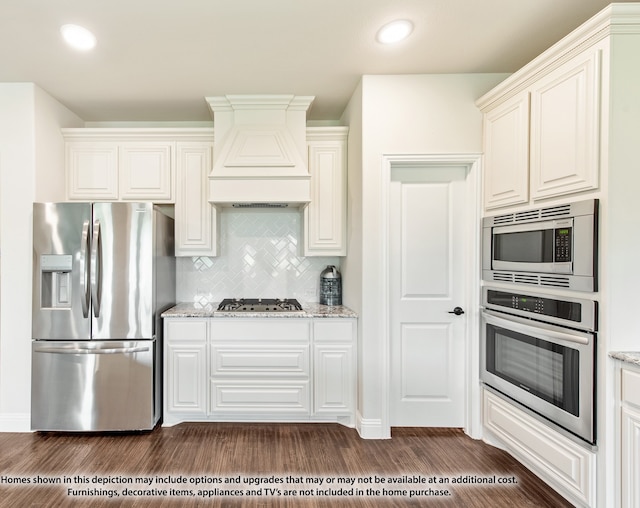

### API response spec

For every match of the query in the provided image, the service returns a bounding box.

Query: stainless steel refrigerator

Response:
[31,202,175,431]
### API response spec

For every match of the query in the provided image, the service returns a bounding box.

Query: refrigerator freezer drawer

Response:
[31,340,158,431]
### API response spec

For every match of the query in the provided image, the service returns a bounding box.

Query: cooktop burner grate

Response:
[217,298,304,312]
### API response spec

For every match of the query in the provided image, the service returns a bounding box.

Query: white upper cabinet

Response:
[304,127,348,256]
[175,141,218,257]
[63,128,214,204]
[63,126,347,258]
[482,92,530,209]
[66,142,119,200]
[478,33,605,211]
[119,142,173,201]
[63,128,217,256]
[529,49,600,200]
[65,132,175,202]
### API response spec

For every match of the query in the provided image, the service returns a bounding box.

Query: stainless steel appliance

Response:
[482,199,598,292]
[217,298,303,312]
[31,202,175,432]
[319,265,342,306]
[480,287,597,444]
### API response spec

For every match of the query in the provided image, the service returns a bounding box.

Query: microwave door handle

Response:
[79,220,91,318]
[90,220,102,318]
[483,310,590,345]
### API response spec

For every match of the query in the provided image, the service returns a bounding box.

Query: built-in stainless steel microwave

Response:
[482,199,598,292]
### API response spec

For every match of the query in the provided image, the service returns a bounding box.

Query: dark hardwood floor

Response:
[0,423,572,507]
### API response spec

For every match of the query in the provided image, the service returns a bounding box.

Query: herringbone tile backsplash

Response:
[176,209,340,305]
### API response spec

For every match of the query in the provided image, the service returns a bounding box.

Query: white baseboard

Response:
[356,411,390,439]
[0,413,31,432]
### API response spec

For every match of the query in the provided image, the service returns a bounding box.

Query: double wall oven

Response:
[481,199,599,445]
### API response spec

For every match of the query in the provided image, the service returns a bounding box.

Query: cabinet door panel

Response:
[530,50,601,199]
[167,343,206,414]
[304,129,348,256]
[175,142,217,256]
[314,344,354,414]
[482,93,530,210]
[622,405,640,508]
[120,143,173,201]
[66,143,119,200]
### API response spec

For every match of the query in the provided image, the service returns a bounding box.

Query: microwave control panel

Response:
[554,227,572,262]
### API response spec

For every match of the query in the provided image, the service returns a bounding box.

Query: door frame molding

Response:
[380,153,482,439]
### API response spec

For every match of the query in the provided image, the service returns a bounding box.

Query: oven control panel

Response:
[486,289,582,322]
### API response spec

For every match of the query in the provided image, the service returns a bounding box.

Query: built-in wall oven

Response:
[482,199,598,292]
[481,287,597,445]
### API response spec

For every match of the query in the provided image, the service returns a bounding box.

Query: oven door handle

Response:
[482,309,591,345]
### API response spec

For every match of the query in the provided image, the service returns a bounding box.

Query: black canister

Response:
[319,265,342,306]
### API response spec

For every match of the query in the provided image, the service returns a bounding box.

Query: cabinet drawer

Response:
[483,389,594,507]
[210,381,310,414]
[165,319,208,342]
[211,345,309,377]
[313,320,354,342]
[622,367,640,407]
[210,319,310,341]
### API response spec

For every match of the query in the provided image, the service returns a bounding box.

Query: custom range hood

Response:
[205,95,314,207]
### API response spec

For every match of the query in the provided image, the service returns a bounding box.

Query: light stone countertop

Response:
[609,351,640,368]
[162,302,358,319]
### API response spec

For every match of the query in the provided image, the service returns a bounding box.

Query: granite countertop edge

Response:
[162,302,358,319]
[609,351,640,367]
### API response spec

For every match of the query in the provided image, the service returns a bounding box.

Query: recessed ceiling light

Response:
[376,20,414,44]
[60,24,96,51]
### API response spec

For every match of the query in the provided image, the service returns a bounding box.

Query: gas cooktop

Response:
[217,298,304,312]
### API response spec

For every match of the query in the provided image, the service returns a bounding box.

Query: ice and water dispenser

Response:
[39,254,73,309]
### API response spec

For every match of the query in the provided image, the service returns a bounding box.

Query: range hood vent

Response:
[231,203,289,209]
[206,95,314,207]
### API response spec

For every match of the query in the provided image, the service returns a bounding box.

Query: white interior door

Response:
[389,165,468,427]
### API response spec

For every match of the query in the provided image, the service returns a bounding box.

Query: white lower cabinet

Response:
[209,319,311,416]
[483,389,595,507]
[163,317,356,426]
[621,366,640,508]
[313,320,355,418]
[163,319,208,425]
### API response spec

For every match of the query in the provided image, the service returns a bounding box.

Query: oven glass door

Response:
[486,321,579,415]
[481,309,595,444]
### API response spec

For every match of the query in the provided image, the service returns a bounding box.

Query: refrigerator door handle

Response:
[79,220,91,318]
[33,345,151,355]
[90,219,102,318]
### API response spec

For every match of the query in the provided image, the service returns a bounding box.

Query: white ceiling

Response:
[1,0,631,122]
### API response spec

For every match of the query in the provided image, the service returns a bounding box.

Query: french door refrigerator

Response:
[31,202,175,431]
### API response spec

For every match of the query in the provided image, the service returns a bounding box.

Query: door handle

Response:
[79,220,91,318]
[448,307,465,316]
[33,345,150,355]
[90,220,102,318]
